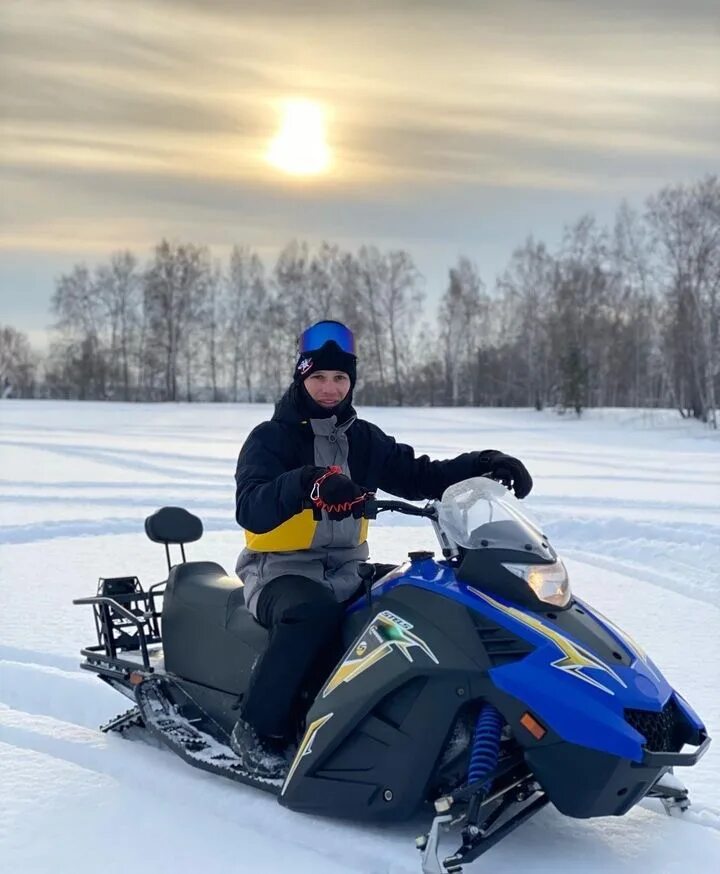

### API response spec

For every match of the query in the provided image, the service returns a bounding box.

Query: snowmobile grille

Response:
[625,698,684,753]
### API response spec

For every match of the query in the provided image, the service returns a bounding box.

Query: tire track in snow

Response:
[0,439,231,481]
[0,660,119,728]
[565,548,720,608]
[0,479,229,492]
[544,516,720,548]
[0,515,238,545]
[0,643,415,873]
[0,645,84,672]
[0,706,418,874]
[543,516,720,607]
[640,796,720,833]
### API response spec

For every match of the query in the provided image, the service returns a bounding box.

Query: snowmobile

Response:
[74,477,710,873]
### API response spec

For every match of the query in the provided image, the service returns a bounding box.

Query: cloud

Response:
[0,0,718,332]
[3,0,718,184]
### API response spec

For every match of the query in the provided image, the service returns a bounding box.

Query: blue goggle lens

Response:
[299,321,355,355]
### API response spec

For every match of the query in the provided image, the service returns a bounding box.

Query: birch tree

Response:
[226,245,267,402]
[143,240,211,402]
[439,257,485,405]
[0,325,37,397]
[646,176,720,426]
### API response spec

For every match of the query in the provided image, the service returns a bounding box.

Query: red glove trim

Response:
[310,465,343,504]
[310,465,370,514]
[318,494,368,514]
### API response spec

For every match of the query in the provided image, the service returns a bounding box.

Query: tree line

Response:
[1,175,718,426]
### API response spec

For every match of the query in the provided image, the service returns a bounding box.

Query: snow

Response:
[1,399,719,873]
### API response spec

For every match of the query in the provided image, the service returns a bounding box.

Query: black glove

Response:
[476,450,533,499]
[304,465,369,520]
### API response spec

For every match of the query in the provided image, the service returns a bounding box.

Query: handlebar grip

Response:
[362,497,379,519]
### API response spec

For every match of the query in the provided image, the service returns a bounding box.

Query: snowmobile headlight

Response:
[502,560,571,608]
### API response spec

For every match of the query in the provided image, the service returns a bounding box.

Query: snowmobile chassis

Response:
[74,492,711,874]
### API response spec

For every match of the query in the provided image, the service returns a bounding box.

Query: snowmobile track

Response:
[136,677,283,794]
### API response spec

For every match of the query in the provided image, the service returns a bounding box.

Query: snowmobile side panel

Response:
[333,559,709,819]
[280,586,518,821]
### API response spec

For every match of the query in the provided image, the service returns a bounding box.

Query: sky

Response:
[1,0,719,349]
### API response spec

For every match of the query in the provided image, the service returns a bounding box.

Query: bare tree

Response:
[439,257,485,405]
[94,251,141,400]
[355,246,391,402]
[50,264,109,399]
[496,238,554,409]
[29,176,720,417]
[380,250,423,406]
[273,240,312,352]
[226,246,267,402]
[143,240,212,402]
[646,176,720,426]
[0,325,37,397]
[201,261,224,402]
[550,216,611,414]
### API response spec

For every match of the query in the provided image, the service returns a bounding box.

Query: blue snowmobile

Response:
[74,477,710,873]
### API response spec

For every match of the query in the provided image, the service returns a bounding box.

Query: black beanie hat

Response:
[294,340,357,388]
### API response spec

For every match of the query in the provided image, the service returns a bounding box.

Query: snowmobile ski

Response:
[418,781,549,873]
[135,676,283,794]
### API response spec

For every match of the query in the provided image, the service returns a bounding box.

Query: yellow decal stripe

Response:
[281,712,334,796]
[468,586,625,693]
[323,645,390,698]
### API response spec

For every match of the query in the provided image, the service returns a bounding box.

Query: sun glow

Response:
[267,99,331,176]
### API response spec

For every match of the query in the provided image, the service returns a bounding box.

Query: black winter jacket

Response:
[235,384,498,534]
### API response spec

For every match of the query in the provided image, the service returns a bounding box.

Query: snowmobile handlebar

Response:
[303,496,436,521]
[362,497,437,520]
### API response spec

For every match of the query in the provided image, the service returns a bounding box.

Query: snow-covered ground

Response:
[1,400,719,873]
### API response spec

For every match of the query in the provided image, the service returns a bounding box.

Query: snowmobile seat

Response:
[166,561,247,613]
[161,560,269,695]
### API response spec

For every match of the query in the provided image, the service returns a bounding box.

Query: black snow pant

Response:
[241,575,345,741]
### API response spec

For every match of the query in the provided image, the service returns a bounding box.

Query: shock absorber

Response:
[467,704,504,790]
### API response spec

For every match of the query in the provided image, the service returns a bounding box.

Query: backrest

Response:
[145,507,203,544]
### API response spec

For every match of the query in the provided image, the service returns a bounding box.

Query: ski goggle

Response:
[298,321,355,355]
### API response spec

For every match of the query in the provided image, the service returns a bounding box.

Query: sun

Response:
[267,99,331,176]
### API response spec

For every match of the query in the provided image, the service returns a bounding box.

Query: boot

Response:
[230,719,288,779]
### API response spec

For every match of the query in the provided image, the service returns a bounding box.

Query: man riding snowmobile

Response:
[231,319,534,777]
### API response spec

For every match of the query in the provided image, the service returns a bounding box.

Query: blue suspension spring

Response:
[467,704,504,789]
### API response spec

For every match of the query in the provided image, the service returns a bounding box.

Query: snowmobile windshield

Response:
[437,477,546,552]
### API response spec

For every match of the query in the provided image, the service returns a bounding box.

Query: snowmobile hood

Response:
[367,558,706,765]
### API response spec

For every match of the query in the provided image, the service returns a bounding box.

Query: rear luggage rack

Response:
[74,575,164,671]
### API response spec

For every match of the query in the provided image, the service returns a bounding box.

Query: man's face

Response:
[303,370,351,408]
